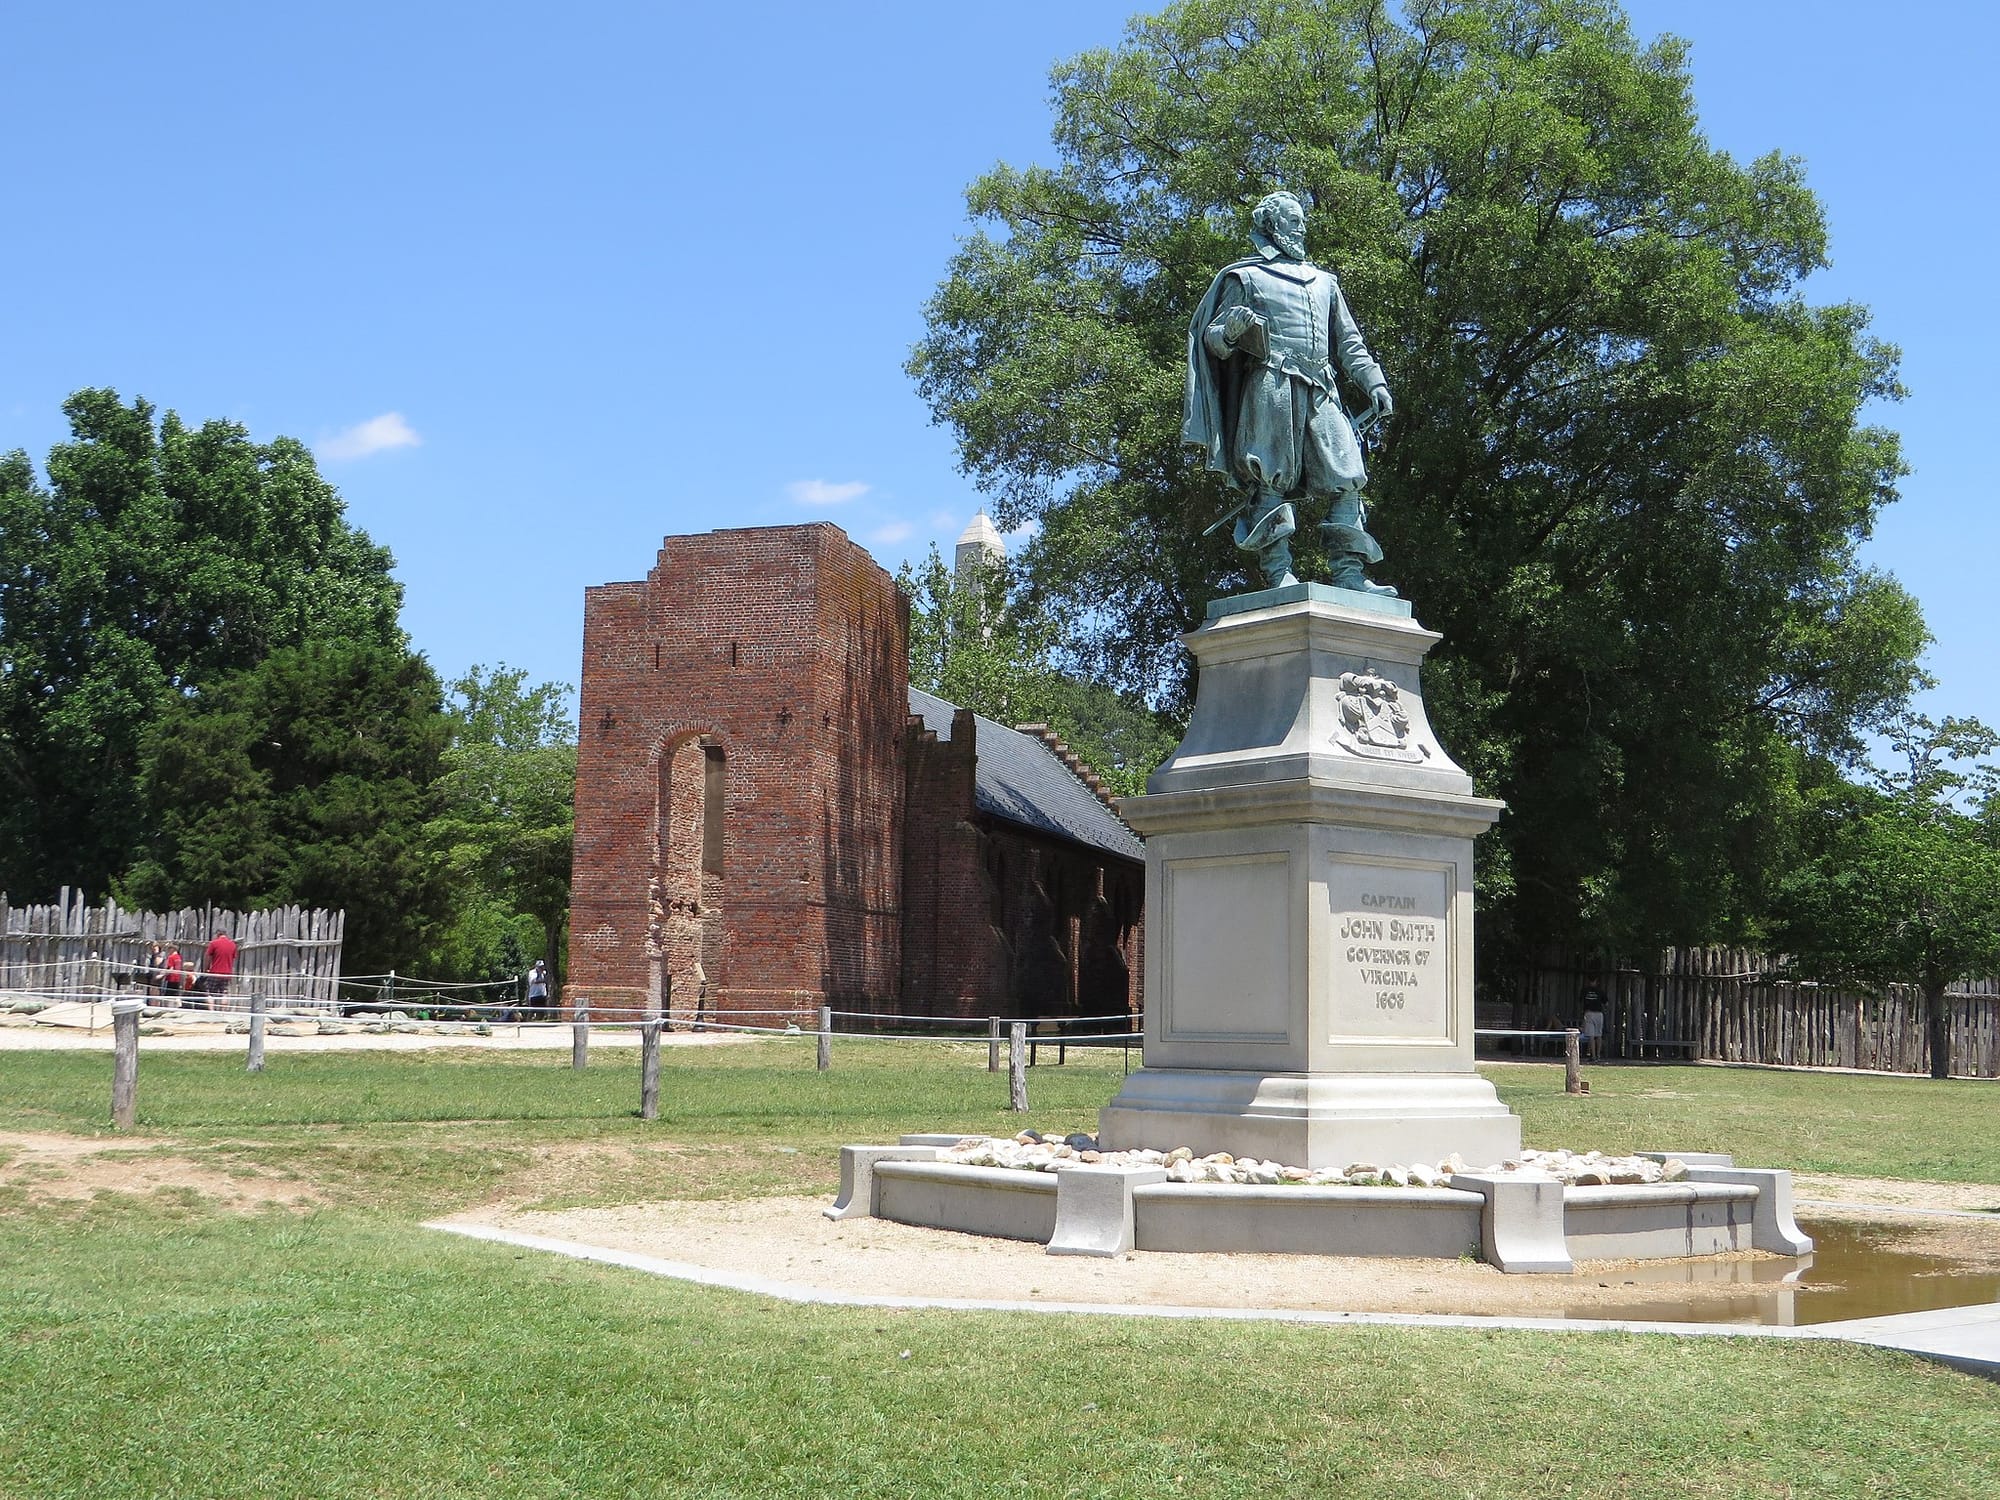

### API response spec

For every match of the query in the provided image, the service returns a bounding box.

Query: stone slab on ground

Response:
[1812,1303,2000,1379]
[431,1199,2000,1378]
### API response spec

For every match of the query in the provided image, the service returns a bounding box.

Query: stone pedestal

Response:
[1099,583,1520,1169]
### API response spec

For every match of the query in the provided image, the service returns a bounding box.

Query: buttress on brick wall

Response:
[567,523,1145,1025]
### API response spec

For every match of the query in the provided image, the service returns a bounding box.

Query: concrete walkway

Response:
[428,1220,2000,1379]
[1811,1303,2000,1378]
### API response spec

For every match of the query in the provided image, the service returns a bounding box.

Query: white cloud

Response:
[1002,518,1040,550]
[871,521,914,545]
[318,412,421,462]
[787,477,870,506]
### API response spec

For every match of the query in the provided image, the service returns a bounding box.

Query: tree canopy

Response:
[423,666,578,985]
[910,0,1927,957]
[123,640,451,979]
[1775,716,2000,1078]
[0,390,403,900]
[901,546,1179,797]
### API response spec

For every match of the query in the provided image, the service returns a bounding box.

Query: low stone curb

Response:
[424,1220,1998,1379]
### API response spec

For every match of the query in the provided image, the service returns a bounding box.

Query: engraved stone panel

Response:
[1328,860,1450,1040]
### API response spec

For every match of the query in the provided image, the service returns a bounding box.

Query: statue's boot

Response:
[1321,515,1398,597]
[1234,494,1298,589]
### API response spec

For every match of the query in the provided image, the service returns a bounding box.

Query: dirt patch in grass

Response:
[1794,1172,2000,1215]
[446,1193,1814,1319]
[0,1129,324,1211]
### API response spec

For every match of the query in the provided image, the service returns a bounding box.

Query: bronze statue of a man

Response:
[1184,191,1396,594]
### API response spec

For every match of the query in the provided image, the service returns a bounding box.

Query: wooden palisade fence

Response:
[1492,946,2000,1079]
[0,889,344,1009]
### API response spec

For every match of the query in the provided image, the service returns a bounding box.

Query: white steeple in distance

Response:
[954,510,1006,580]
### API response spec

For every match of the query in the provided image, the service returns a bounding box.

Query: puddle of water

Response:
[1565,1218,2000,1326]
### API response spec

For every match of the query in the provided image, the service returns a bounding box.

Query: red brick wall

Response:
[569,520,1143,1029]
[898,707,1144,1024]
[899,707,1008,1015]
[567,524,908,1022]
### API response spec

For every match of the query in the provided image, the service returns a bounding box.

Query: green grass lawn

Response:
[3,1041,1997,1498]
[1491,1059,2000,1183]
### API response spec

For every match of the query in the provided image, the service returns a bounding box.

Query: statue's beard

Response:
[1270,227,1306,260]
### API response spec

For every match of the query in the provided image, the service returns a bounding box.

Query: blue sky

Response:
[2,2,1993,735]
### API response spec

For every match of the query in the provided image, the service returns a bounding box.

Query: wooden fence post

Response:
[572,1003,590,1070]
[1564,1028,1583,1095]
[639,1020,662,1120]
[817,1004,832,1073]
[987,1016,1001,1072]
[111,998,142,1129]
[1008,1021,1028,1112]
[247,992,266,1073]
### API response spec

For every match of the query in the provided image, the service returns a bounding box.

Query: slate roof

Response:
[908,687,1145,864]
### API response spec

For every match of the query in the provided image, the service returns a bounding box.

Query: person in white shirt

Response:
[1579,987,1607,1061]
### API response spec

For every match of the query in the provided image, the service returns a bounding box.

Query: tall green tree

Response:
[0,390,402,899]
[901,546,1177,797]
[909,0,1926,956]
[1775,716,2000,1079]
[124,641,451,979]
[423,666,577,985]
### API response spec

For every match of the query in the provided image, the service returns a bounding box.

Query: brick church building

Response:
[566,522,1145,1025]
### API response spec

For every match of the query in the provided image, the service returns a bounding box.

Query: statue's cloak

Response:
[1181,255,1266,484]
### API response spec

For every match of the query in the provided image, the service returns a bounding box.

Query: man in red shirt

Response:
[198,930,237,1009]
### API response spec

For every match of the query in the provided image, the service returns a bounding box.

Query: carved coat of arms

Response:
[1331,672,1430,763]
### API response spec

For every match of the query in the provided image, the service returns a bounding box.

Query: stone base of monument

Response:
[1095,1068,1521,1173]
[1093,583,1521,1168]
[817,593,1823,1274]
[826,1144,1812,1274]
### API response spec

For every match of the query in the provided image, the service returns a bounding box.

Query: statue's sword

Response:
[1200,404,1384,538]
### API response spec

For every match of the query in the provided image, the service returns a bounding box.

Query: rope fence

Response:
[78,992,1596,1133]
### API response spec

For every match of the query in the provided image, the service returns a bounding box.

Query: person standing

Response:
[200,929,238,1009]
[163,947,187,1006]
[142,941,167,999]
[1580,986,1607,1062]
[524,959,551,1022]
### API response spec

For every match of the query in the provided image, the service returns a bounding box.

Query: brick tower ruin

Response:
[568,524,907,1020]
[569,521,1145,1026]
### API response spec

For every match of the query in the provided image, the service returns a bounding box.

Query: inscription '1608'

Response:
[1328,864,1450,1036]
